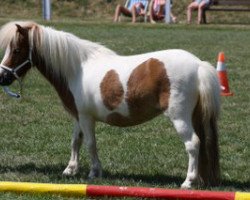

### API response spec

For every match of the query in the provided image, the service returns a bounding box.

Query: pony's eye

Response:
[13,48,20,54]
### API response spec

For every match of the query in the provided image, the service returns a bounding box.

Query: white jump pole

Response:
[42,0,51,21]
[165,0,171,24]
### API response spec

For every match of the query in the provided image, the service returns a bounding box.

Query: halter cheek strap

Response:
[0,47,33,80]
[0,47,33,98]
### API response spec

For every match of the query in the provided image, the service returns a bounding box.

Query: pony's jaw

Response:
[0,64,15,86]
[0,70,15,86]
[0,47,13,85]
[0,47,15,85]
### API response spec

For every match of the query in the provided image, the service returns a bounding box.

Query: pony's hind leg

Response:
[63,121,83,176]
[171,118,200,189]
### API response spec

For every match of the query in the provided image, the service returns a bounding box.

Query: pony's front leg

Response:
[78,115,102,179]
[63,121,83,176]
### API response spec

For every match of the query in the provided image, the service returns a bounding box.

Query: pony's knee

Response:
[72,131,83,146]
[84,136,95,150]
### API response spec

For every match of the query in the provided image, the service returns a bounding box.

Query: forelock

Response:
[0,21,36,50]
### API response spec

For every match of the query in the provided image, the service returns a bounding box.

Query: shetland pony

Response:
[0,21,220,189]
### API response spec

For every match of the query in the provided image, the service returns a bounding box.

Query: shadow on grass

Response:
[103,170,183,187]
[0,163,249,191]
[0,163,85,180]
[103,171,250,191]
[0,163,63,174]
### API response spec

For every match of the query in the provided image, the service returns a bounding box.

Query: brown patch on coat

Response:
[100,70,124,110]
[106,58,170,127]
[106,112,130,127]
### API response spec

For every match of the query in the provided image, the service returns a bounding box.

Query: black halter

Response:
[0,47,33,98]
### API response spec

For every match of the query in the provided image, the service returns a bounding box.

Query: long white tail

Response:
[193,61,221,186]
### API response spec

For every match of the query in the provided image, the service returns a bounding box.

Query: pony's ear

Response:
[16,24,27,35]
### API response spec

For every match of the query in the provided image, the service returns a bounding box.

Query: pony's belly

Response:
[104,110,163,127]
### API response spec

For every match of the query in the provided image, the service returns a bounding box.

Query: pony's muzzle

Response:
[0,70,15,86]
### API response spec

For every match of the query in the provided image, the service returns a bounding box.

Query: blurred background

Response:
[0,0,250,24]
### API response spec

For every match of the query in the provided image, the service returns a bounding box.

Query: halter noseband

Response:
[0,47,33,98]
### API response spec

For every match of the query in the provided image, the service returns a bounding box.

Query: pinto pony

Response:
[0,21,220,189]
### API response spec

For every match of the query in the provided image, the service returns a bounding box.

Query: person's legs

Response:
[131,4,138,23]
[149,0,156,23]
[151,4,165,23]
[171,12,177,23]
[114,5,121,22]
[187,2,199,24]
[114,5,132,22]
[158,4,165,18]
[198,1,207,24]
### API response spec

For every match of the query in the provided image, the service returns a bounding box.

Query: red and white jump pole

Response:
[0,182,249,199]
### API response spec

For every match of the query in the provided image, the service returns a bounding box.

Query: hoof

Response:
[62,164,78,176]
[181,180,192,189]
[88,168,103,179]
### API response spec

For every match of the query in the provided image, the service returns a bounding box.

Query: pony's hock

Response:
[0,21,221,189]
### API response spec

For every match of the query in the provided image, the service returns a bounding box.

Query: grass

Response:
[0,21,249,200]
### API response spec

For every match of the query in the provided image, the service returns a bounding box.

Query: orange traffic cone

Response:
[216,52,233,96]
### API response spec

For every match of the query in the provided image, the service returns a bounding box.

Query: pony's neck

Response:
[34,54,78,120]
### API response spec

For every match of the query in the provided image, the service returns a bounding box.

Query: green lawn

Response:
[0,21,249,199]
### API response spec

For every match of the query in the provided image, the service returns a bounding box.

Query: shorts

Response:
[154,4,165,15]
[195,0,210,5]
[128,2,145,15]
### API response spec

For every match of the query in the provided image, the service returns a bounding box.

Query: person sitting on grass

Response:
[113,0,147,23]
[187,0,211,24]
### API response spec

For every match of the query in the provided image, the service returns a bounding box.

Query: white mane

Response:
[0,21,117,79]
[38,25,117,79]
